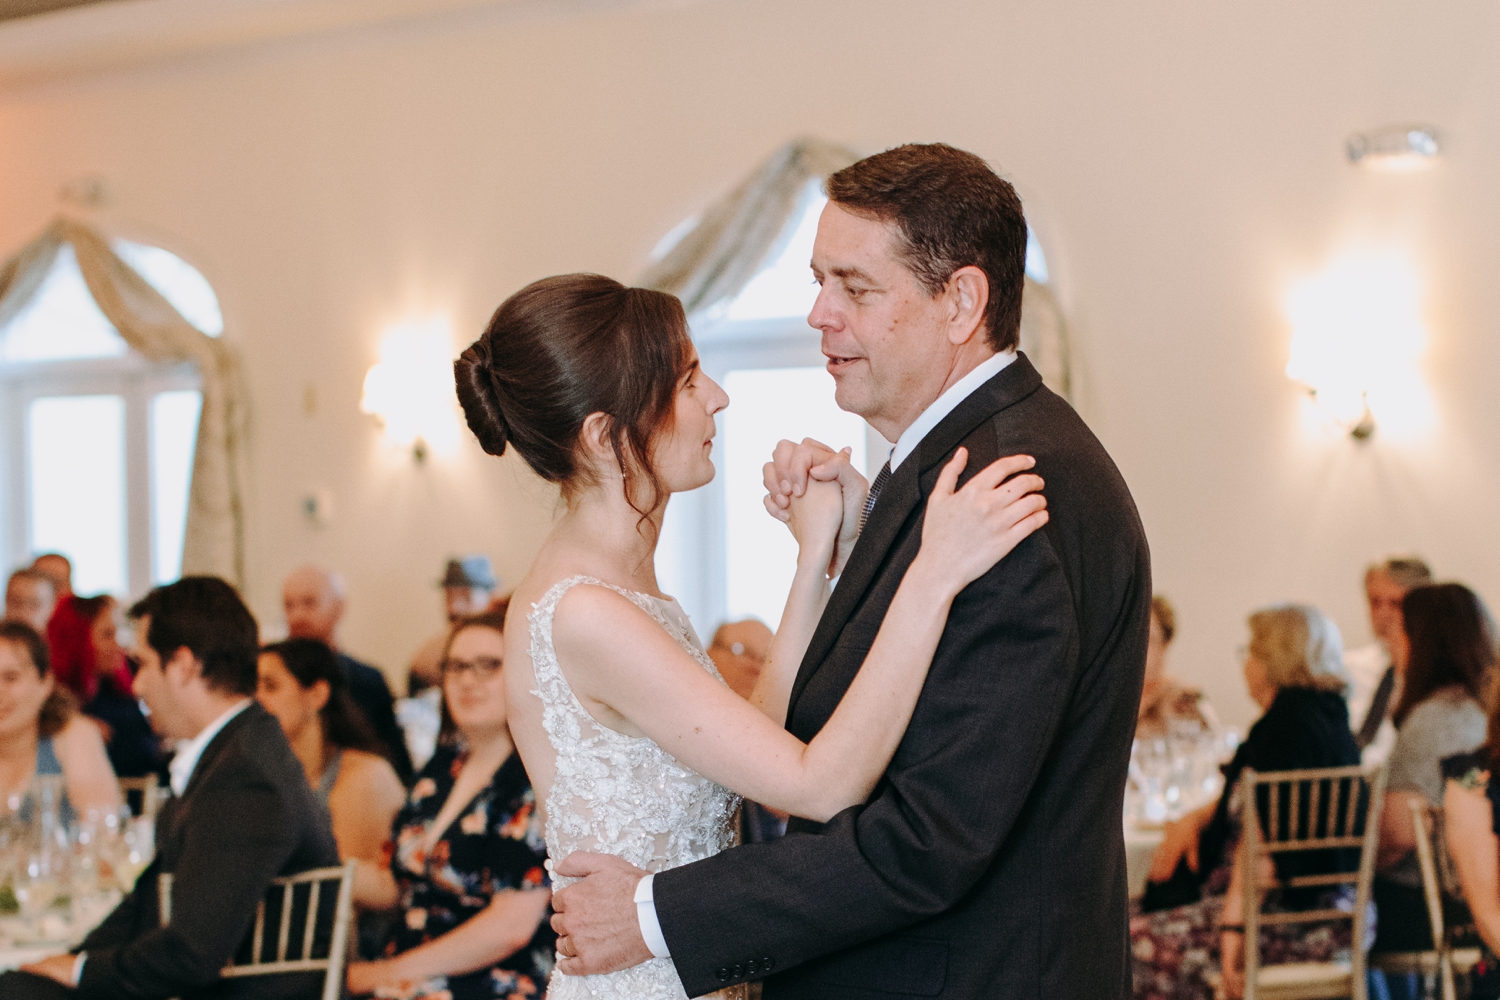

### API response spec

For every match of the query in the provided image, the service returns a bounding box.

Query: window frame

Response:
[0,353,201,598]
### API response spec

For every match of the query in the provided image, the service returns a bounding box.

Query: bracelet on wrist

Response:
[1219,923,1246,934]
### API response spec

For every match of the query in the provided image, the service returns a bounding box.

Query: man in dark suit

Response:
[549,144,1152,999]
[7,576,340,1000]
[283,564,414,782]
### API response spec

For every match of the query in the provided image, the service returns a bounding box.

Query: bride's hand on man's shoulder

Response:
[915,448,1048,591]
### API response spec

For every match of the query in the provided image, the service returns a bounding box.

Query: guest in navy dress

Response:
[346,610,554,1000]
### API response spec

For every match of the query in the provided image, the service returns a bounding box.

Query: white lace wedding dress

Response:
[529,576,748,1000]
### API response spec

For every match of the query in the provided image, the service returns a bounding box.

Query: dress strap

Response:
[316,748,344,804]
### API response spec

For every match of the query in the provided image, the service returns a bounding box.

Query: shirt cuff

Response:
[634,874,671,959]
[72,952,87,986]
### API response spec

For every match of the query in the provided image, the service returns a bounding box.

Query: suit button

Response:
[716,968,729,982]
[732,964,743,977]
[746,959,759,975]
[763,956,774,970]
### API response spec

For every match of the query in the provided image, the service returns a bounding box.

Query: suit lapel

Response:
[785,354,1047,719]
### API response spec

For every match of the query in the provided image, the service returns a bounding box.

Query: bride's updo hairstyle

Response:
[455,273,692,520]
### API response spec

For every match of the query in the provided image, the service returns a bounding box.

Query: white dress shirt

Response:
[75,697,253,984]
[634,349,1019,959]
[168,698,253,796]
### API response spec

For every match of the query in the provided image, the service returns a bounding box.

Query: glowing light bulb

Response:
[361,317,462,461]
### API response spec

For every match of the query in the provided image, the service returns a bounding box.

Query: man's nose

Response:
[807,285,839,332]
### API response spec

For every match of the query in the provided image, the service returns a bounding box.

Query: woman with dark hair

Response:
[347,611,555,1000]
[257,638,406,869]
[455,273,1048,999]
[0,620,120,821]
[64,595,165,780]
[1370,584,1491,962]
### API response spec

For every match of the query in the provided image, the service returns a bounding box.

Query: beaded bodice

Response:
[529,575,744,1000]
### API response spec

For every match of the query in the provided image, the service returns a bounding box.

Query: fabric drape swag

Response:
[640,136,1073,400]
[0,217,248,586]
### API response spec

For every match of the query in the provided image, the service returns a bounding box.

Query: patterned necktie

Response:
[859,460,892,533]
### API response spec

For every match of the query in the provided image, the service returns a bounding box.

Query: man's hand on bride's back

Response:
[914,448,1048,595]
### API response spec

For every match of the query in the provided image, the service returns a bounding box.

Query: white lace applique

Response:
[530,575,745,1000]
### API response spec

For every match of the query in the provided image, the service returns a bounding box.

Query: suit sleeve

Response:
[76,858,158,953]
[653,529,1084,996]
[76,759,300,999]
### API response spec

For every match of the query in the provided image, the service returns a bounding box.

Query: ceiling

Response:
[0,0,116,21]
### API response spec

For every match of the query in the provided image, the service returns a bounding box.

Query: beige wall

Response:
[2,0,1497,721]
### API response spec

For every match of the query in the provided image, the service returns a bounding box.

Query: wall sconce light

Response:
[1284,251,1434,442]
[360,317,461,463]
[1346,125,1440,171]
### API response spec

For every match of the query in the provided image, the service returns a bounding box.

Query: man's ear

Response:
[163,646,203,686]
[944,266,990,347]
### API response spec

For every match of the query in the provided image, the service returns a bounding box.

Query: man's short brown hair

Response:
[826,143,1028,352]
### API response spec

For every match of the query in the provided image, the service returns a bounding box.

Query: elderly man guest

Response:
[283,565,414,783]
[6,576,339,1000]
[5,568,55,633]
[30,553,72,601]
[550,144,1150,1000]
[1346,555,1433,763]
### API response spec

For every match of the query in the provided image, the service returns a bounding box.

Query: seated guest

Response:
[1371,583,1490,961]
[1133,604,1361,1000]
[283,565,414,783]
[6,576,339,1000]
[1443,705,1500,1000]
[1136,595,1215,739]
[347,610,553,1000]
[407,556,497,695]
[1347,556,1433,763]
[30,553,73,602]
[6,568,55,634]
[46,595,158,774]
[257,638,406,869]
[0,621,120,821]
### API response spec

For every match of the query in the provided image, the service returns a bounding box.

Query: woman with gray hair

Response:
[1133,604,1362,1000]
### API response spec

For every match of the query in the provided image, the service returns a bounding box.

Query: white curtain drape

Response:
[639,137,1074,400]
[0,217,248,586]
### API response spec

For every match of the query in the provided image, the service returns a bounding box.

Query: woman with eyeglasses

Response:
[346,608,555,1000]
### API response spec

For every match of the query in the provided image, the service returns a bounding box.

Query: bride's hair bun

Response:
[456,274,691,516]
[454,341,510,457]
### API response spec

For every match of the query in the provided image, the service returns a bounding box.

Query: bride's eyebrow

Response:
[678,359,700,386]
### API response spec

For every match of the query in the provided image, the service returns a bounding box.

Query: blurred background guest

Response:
[0,620,120,822]
[1136,595,1215,739]
[406,556,497,696]
[1443,697,1500,1000]
[1348,556,1434,764]
[283,565,414,783]
[29,553,72,604]
[1369,583,1490,974]
[258,638,406,867]
[1134,604,1359,1000]
[5,568,55,635]
[348,610,553,1000]
[707,618,786,844]
[706,618,773,702]
[72,595,164,781]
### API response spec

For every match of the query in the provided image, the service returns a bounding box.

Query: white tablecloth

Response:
[0,942,69,972]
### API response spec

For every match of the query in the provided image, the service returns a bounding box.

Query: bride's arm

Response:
[552,449,1046,822]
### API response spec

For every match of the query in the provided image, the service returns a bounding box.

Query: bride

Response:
[454,273,1048,1000]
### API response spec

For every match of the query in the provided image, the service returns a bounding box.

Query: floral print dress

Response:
[383,744,556,1000]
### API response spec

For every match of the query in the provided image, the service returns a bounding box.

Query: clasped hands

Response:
[761,437,869,579]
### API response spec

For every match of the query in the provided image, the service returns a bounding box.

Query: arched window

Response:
[0,238,218,596]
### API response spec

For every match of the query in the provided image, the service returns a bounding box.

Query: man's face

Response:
[283,577,342,644]
[130,615,190,740]
[809,202,956,441]
[1365,570,1409,648]
[5,577,53,634]
[31,556,70,596]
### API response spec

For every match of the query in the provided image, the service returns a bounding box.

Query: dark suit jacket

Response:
[339,652,415,784]
[654,355,1152,999]
[74,702,341,1000]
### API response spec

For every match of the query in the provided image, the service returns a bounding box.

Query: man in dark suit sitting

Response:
[7,576,340,1000]
[549,143,1151,999]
